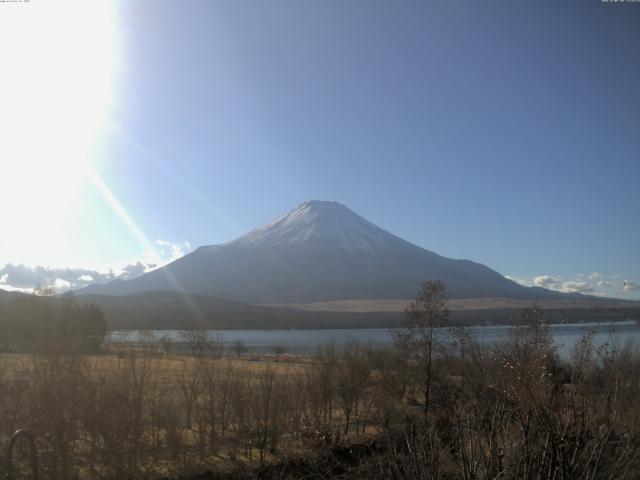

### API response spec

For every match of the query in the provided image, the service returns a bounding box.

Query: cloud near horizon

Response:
[2,253,637,301]
[506,272,639,299]
[0,240,192,294]
[560,280,594,294]
[623,281,639,293]
[533,275,559,288]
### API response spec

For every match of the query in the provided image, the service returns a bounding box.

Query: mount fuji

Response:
[79,201,570,303]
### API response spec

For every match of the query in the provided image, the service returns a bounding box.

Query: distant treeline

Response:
[0,295,107,352]
[452,306,640,326]
[99,304,640,330]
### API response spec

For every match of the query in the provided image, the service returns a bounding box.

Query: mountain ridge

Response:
[77,201,584,303]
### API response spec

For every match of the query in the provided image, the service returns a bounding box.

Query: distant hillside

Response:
[78,201,586,304]
[74,290,399,330]
[3,288,638,330]
[75,291,640,330]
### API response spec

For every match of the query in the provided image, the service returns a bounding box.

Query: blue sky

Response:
[0,0,638,298]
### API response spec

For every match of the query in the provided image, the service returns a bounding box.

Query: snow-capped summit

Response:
[78,201,569,303]
[232,200,397,253]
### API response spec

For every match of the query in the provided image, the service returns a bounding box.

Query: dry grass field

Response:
[3,309,640,479]
[0,343,391,479]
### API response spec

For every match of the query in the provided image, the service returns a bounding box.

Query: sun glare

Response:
[0,1,118,265]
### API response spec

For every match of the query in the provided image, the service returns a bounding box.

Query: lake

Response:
[109,320,640,357]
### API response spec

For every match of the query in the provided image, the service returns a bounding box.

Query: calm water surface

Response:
[109,321,640,357]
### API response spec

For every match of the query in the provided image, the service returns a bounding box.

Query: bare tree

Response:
[180,329,210,357]
[273,344,287,356]
[393,280,449,417]
[335,340,372,435]
[159,335,172,358]
[250,367,290,464]
[232,339,248,358]
[208,333,226,357]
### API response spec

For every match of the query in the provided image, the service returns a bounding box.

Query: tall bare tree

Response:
[393,280,449,417]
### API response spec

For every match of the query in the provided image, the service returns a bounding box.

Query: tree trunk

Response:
[424,338,433,418]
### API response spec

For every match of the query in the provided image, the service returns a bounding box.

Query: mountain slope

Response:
[79,201,574,303]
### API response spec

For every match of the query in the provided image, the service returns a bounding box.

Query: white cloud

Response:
[623,281,639,293]
[533,275,559,288]
[505,272,638,299]
[0,264,112,291]
[119,261,150,280]
[0,239,192,294]
[560,280,594,294]
[0,284,34,294]
[156,239,192,265]
[53,278,72,292]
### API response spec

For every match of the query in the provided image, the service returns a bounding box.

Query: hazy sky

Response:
[1,0,638,298]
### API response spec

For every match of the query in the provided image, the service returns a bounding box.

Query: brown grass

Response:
[2,322,640,479]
